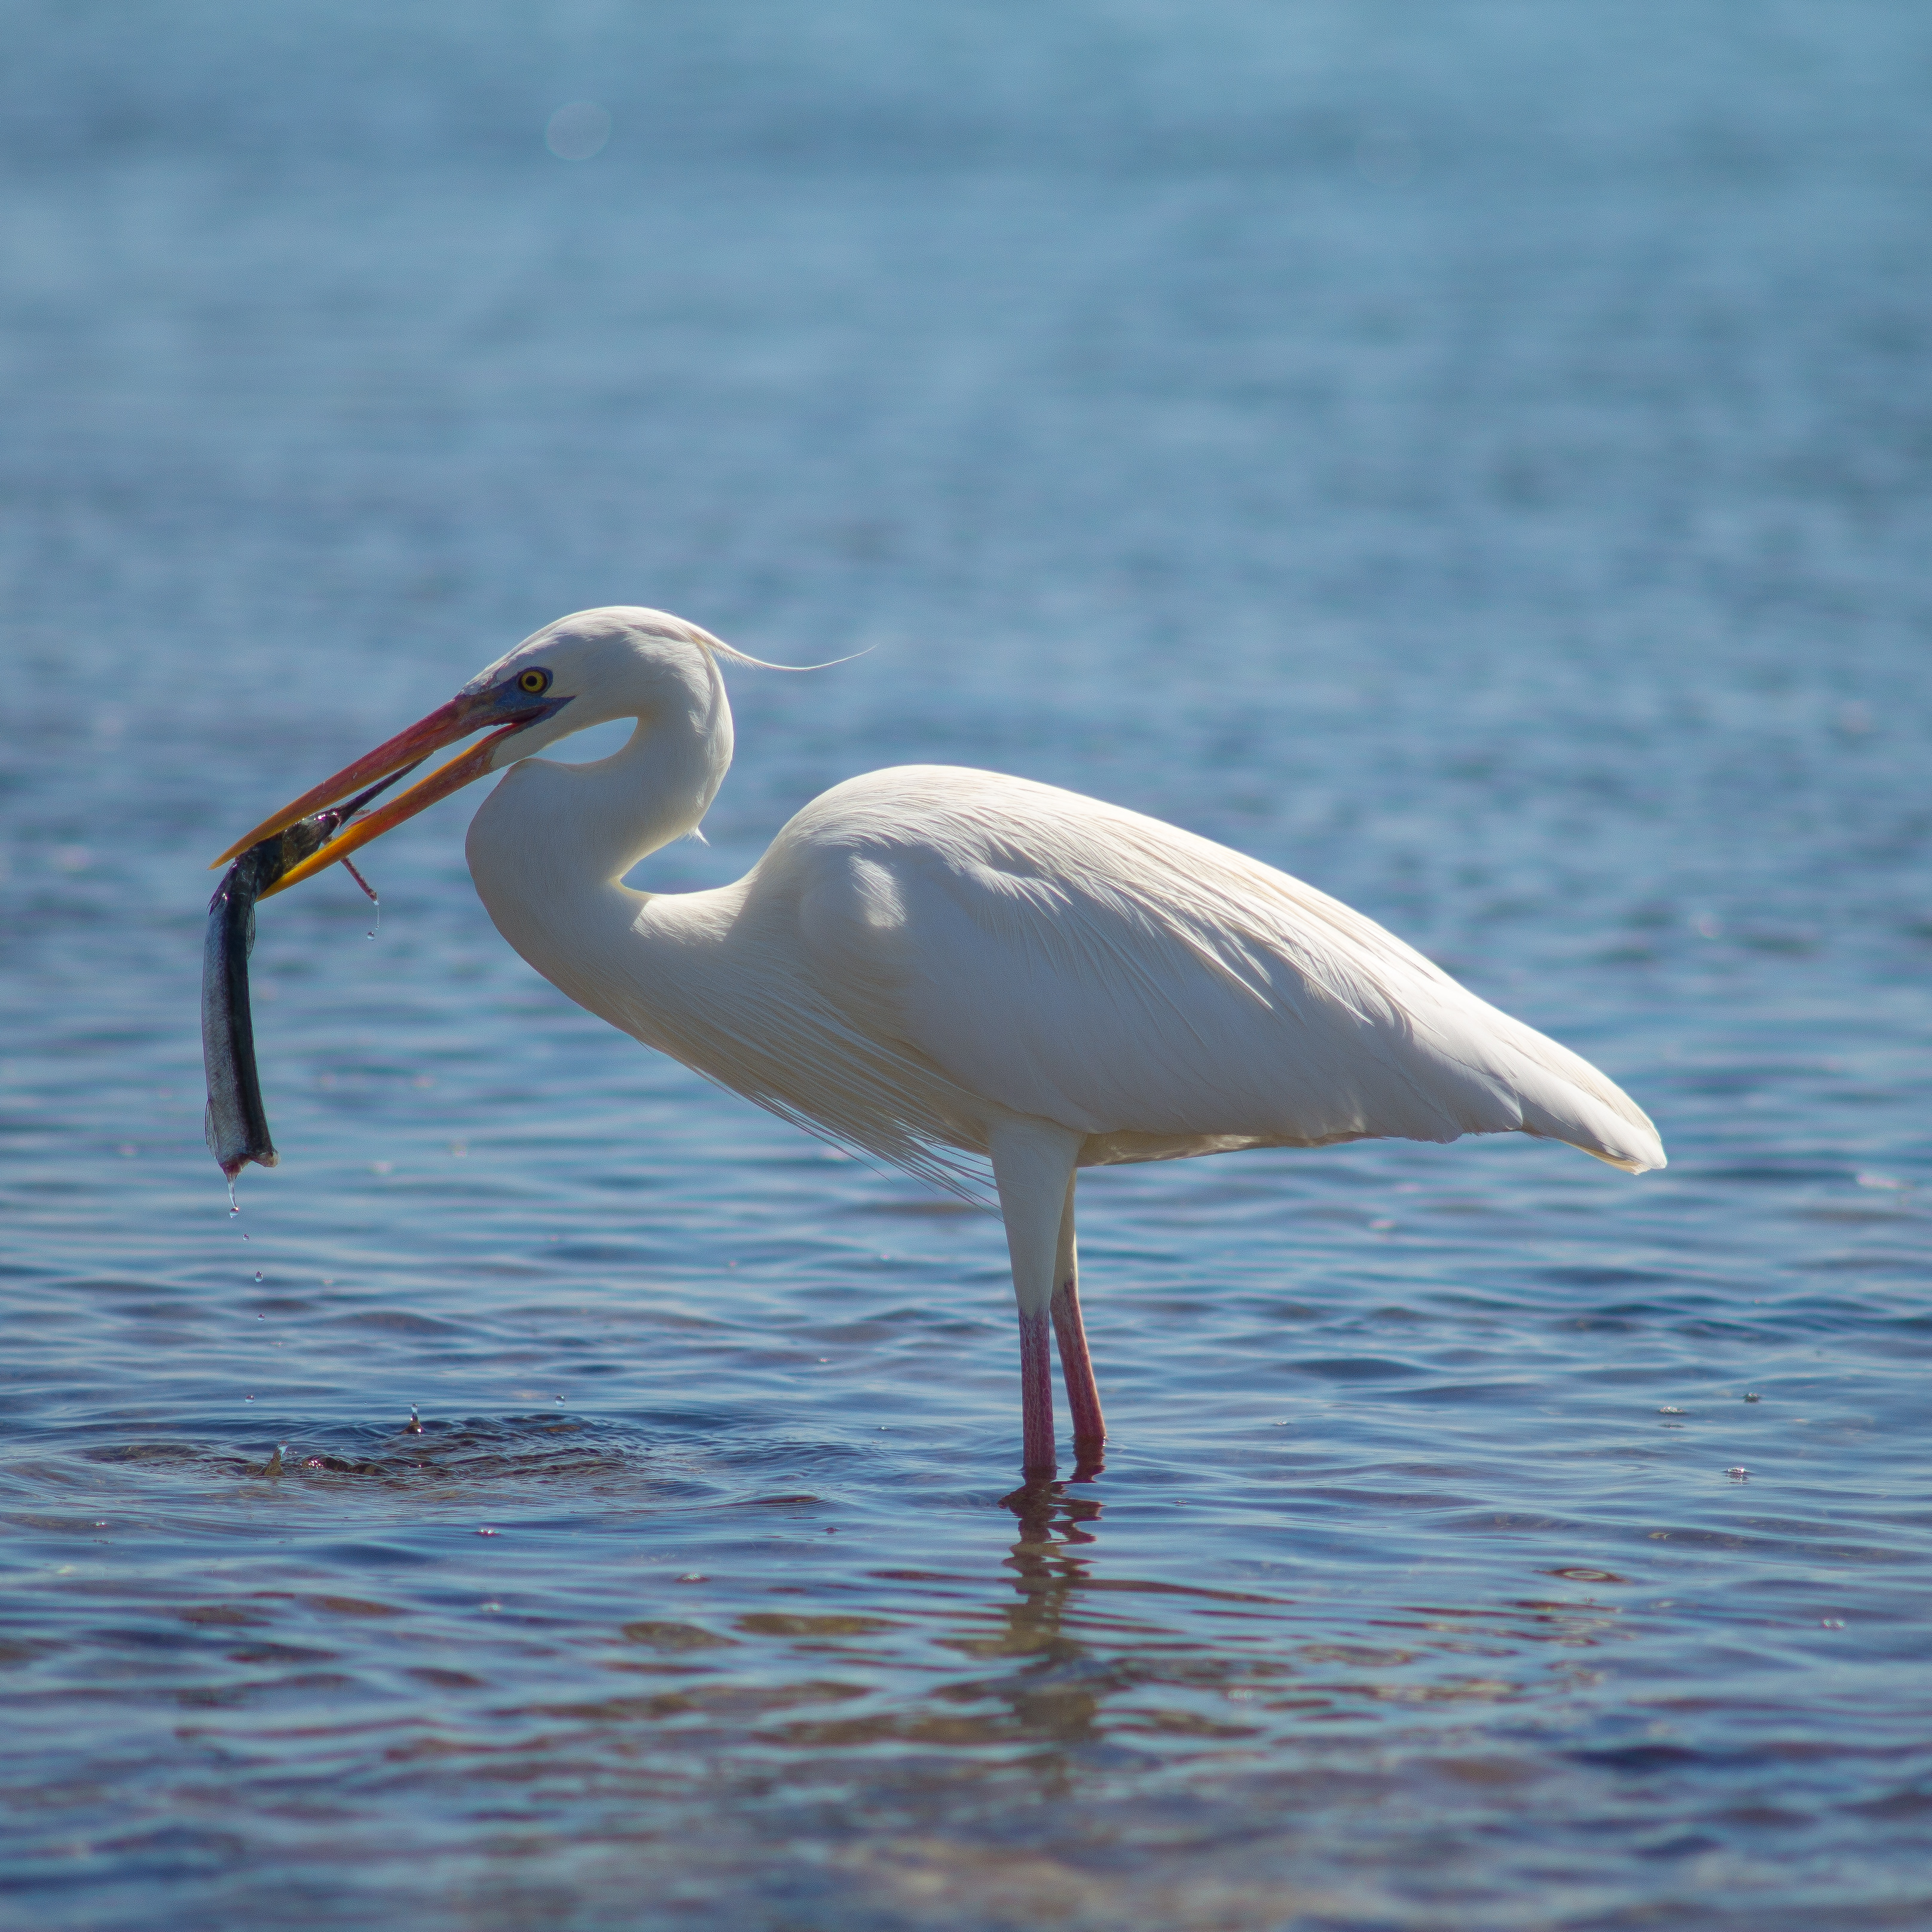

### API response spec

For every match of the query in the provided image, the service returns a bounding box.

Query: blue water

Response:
[4,4,1930,1926]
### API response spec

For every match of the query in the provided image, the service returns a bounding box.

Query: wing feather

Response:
[780,766,1663,1174]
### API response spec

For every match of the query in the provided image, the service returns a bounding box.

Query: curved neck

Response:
[464,659,734,919]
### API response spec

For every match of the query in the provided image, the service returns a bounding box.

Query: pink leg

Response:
[989,1117,1084,1480]
[1048,1172,1104,1449]
[1051,1273,1105,1447]
[1018,1306,1056,1475]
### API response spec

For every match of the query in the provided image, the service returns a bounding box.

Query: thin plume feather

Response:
[674,616,876,675]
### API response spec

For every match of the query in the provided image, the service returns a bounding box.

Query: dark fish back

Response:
[200,816,341,1181]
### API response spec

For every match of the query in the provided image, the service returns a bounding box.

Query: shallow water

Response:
[4,4,1931,1927]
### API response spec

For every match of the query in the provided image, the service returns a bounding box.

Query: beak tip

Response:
[212,690,504,898]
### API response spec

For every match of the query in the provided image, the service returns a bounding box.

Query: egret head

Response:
[211,607,737,895]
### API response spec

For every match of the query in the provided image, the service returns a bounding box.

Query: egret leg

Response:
[1050,1175,1105,1452]
[988,1117,1084,1477]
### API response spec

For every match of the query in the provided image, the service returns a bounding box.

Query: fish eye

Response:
[515,668,552,695]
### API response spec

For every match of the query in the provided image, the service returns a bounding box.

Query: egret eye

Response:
[516,668,552,696]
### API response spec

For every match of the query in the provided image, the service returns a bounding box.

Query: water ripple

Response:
[4,3,1932,1927]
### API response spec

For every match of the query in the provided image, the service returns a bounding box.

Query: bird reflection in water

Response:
[944,1472,1115,1769]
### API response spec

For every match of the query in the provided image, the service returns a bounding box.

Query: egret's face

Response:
[211,607,722,897]
[456,611,722,769]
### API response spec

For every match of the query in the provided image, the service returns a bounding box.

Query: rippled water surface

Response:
[4,4,1931,1926]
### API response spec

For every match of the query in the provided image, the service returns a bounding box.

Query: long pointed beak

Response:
[212,686,570,894]
[259,727,524,898]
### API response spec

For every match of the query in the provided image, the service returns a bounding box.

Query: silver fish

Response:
[201,773,410,1183]
[201,816,335,1179]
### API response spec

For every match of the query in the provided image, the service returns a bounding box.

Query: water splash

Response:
[406,1404,422,1434]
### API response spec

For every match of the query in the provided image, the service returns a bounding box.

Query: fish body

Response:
[201,814,343,1180]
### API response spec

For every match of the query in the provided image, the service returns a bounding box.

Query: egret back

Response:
[777,766,1664,1175]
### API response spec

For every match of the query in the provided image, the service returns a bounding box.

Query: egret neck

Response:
[464,642,736,1019]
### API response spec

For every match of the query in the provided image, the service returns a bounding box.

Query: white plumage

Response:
[231,606,1665,1476]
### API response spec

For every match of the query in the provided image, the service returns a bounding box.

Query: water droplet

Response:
[1820,1617,1846,1629]
[481,1601,501,1613]
[227,1182,239,1216]
[254,1271,263,1283]
[1658,1406,1683,1415]
[342,857,380,934]
[1726,1466,1750,1479]
[1744,1392,1762,1402]
[476,1526,498,1537]
[676,1572,705,1583]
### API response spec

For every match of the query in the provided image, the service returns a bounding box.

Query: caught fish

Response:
[201,774,408,1184]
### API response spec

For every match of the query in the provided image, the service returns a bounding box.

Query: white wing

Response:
[781,766,1663,1173]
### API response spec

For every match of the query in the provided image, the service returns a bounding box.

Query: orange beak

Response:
[211,686,570,897]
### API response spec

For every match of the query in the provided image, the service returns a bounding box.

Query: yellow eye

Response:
[516,668,551,695]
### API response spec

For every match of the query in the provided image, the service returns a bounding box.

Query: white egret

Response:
[217,607,1664,1475]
